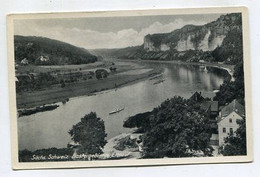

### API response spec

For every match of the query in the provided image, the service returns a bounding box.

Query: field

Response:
[16,60,162,109]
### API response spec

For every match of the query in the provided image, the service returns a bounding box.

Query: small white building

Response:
[21,58,29,65]
[217,100,245,146]
[39,55,49,62]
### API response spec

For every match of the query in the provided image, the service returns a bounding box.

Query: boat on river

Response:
[149,74,163,80]
[62,98,70,104]
[109,107,125,115]
[213,89,220,93]
[153,79,165,85]
[204,66,208,72]
[199,65,208,72]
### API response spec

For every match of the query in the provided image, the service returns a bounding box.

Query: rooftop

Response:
[189,91,205,102]
[221,99,245,117]
[200,101,219,112]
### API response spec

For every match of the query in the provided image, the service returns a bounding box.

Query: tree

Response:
[123,111,152,133]
[68,112,107,154]
[233,61,245,105]
[126,96,213,158]
[14,35,97,65]
[60,79,65,88]
[220,118,246,156]
[95,69,108,80]
[214,61,245,106]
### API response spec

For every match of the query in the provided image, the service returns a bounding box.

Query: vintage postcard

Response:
[7,7,252,169]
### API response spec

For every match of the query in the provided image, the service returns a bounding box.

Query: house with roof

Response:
[189,91,205,102]
[217,99,245,146]
[39,55,49,62]
[200,100,219,136]
[200,101,219,119]
[20,58,29,65]
[189,91,217,102]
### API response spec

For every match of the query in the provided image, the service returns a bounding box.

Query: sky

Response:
[14,13,224,49]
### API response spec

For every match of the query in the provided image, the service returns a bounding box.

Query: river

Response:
[18,62,228,151]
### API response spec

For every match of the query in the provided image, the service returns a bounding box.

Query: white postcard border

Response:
[7,6,253,170]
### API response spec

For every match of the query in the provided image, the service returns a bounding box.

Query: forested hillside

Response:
[14,35,97,65]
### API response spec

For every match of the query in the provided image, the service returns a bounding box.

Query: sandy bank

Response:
[103,133,141,159]
[16,59,232,109]
[119,59,235,79]
[17,61,162,109]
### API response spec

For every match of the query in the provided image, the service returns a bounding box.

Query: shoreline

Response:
[16,59,233,110]
[119,59,235,79]
[103,132,142,159]
[17,59,232,153]
[17,62,162,109]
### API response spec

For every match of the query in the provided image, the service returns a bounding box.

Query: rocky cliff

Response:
[143,13,242,52]
[92,13,242,64]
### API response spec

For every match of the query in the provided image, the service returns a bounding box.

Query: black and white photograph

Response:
[7,7,252,169]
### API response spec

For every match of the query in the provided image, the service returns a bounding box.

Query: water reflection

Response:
[18,63,227,151]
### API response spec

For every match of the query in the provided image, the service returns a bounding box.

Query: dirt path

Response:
[103,133,141,159]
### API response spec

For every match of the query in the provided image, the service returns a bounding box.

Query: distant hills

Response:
[14,13,243,66]
[14,35,97,65]
[92,13,243,65]
[89,46,143,59]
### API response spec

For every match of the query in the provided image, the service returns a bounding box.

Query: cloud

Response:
[14,18,207,49]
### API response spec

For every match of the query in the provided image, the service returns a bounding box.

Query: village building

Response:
[189,91,205,102]
[20,58,29,65]
[39,55,49,62]
[189,91,221,147]
[200,101,219,119]
[190,91,217,102]
[217,99,245,146]
[200,100,219,134]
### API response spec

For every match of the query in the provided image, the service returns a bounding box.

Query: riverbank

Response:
[16,59,232,109]
[18,103,59,117]
[18,59,229,151]
[17,61,163,109]
[103,133,142,159]
[119,59,235,79]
